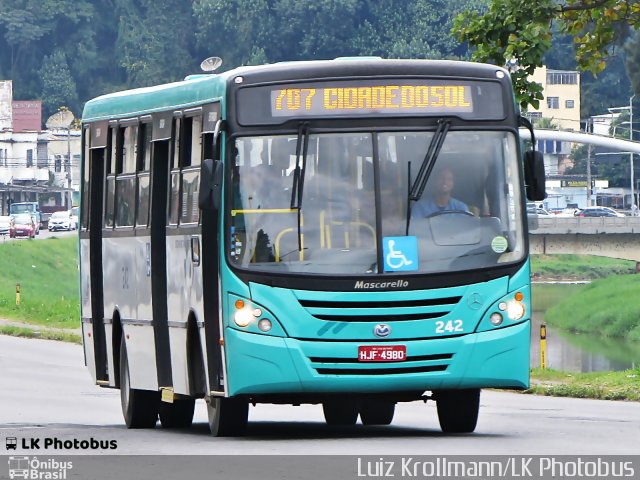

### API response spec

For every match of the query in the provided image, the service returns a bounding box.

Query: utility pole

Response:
[631,95,636,213]
[586,118,592,206]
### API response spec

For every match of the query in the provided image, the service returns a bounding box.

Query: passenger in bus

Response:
[411,166,469,218]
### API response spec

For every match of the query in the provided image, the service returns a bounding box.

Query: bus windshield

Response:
[228,130,525,275]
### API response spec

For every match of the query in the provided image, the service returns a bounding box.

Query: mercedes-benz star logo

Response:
[373,324,391,338]
[467,292,484,310]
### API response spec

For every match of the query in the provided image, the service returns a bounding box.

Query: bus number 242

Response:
[435,319,463,334]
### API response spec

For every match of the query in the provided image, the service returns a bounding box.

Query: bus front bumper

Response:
[223,320,530,396]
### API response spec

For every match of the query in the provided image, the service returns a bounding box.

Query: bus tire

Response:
[159,399,195,429]
[435,388,480,433]
[119,339,159,429]
[206,397,249,437]
[322,399,358,425]
[359,399,395,425]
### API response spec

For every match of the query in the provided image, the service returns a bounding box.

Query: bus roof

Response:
[82,59,510,123]
[82,75,227,122]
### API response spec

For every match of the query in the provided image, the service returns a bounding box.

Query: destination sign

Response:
[237,79,505,125]
[273,84,473,116]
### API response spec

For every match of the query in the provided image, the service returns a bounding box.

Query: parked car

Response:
[48,210,76,231]
[576,207,625,218]
[0,215,12,236]
[10,213,36,238]
[70,206,79,230]
[527,205,552,216]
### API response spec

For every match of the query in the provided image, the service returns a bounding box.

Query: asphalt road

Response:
[1,334,639,458]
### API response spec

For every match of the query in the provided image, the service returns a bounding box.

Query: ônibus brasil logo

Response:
[7,456,73,480]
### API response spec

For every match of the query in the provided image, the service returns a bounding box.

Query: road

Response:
[1,335,639,457]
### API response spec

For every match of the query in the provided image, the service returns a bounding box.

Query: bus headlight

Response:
[234,308,254,327]
[490,312,503,326]
[506,300,525,320]
[258,319,272,332]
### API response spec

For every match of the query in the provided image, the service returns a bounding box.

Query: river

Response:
[530,283,639,372]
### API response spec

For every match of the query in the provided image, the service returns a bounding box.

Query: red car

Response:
[10,214,36,238]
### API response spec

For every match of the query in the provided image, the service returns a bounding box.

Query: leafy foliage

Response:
[454,0,640,109]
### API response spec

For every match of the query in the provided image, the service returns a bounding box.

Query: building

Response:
[526,66,581,131]
[0,80,80,214]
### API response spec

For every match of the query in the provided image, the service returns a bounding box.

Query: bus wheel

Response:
[322,399,358,425]
[435,389,480,433]
[206,396,248,436]
[159,399,195,429]
[119,339,159,428]
[359,399,395,425]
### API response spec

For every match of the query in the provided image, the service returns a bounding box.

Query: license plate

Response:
[358,345,406,362]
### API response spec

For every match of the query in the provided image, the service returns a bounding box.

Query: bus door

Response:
[84,121,108,383]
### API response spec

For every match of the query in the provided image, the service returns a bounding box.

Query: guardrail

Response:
[529,216,640,234]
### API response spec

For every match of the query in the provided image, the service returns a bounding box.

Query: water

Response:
[529,284,639,373]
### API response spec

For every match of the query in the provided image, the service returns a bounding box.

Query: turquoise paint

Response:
[225,319,530,395]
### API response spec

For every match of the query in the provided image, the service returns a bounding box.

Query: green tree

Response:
[40,50,79,119]
[454,0,640,109]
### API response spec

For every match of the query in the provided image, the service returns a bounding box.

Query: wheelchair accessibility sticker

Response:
[383,236,418,272]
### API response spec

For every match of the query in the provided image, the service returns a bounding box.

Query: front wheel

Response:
[119,338,160,428]
[435,389,480,433]
[206,396,249,436]
[359,399,396,425]
[322,399,359,425]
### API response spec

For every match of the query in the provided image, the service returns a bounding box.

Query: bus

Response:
[80,58,545,436]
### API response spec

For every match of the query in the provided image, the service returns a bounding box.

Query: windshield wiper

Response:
[290,122,310,253]
[405,119,451,235]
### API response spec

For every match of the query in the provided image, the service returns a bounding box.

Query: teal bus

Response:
[80,58,545,436]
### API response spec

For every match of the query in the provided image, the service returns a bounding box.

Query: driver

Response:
[411,166,469,218]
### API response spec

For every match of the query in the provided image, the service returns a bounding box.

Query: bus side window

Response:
[104,126,119,229]
[136,122,152,227]
[115,125,136,228]
[168,118,181,226]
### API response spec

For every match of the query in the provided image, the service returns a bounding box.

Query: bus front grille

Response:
[297,296,462,322]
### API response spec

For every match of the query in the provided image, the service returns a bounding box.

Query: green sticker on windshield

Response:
[491,236,508,254]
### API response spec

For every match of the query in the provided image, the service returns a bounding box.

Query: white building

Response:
[0,80,80,214]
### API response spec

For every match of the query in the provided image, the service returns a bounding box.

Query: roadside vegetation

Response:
[0,236,79,329]
[531,254,640,341]
[530,254,636,281]
[528,368,640,402]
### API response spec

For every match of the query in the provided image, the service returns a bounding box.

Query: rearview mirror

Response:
[199,159,223,210]
[524,150,546,201]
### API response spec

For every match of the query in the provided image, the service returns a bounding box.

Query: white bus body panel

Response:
[79,238,96,382]
[103,235,158,391]
[166,231,205,395]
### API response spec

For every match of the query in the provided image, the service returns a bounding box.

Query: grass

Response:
[0,325,81,344]
[528,368,640,402]
[0,236,80,328]
[530,254,636,280]
[544,275,640,341]
[530,283,583,312]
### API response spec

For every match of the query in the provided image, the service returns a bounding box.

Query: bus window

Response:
[190,116,202,166]
[168,171,180,226]
[104,176,115,228]
[136,123,152,227]
[180,170,199,224]
[122,125,137,174]
[115,175,135,227]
